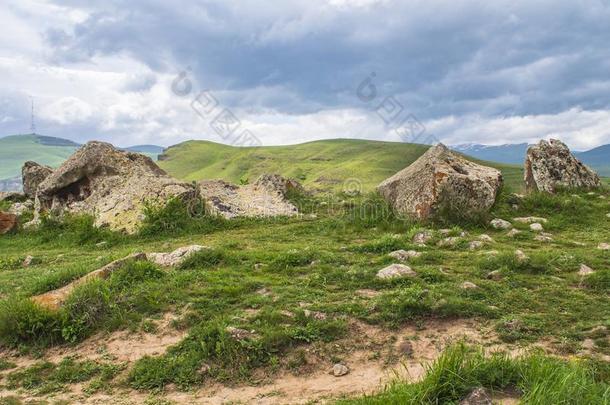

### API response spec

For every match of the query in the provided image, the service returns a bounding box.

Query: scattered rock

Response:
[388,249,421,261]
[535,233,553,242]
[22,255,34,267]
[226,327,256,341]
[254,263,264,270]
[304,309,327,320]
[0,191,26,202]
[398,340,414,357]
[332,363,350,377]
[0,212,17,234]
[468,241,484,250]
[478,234,494,243]
[529,223,544,232]
[147,245,208,267]
[578,264,595,276]
[439,229,452,236]
[486,270,502,281]
[513,216,548,224]
[490,218,512,230]
[437,237,461,247]
[8,200,34,216]
[461,281,478,289]
[515,249,528,262]
[377,144,502,220]
[376,264,417,279]
[412,231,433,245]
[598,243,609,250]
[524,139,601,193]
[95,241,108,248]
[22,161,53,198]
[198,174,301,219]
[32,252,148,310]
[460,387,492,405]
[507,228,521,237]
[31,142,198,233]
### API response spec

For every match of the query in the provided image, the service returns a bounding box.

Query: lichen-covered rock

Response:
[199,174,300,219]
[388,249,421,261]
[0,212,17,234]
[22,161,53,198]
[376,264,417,279]
[147,245,208,267]
[490,218,512,229]
[525,139,601,193]
[460,387,492,405]
[377,144,502,220]
[31,142,197,233]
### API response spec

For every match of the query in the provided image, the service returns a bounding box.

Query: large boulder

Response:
[22,161,53,198]
[377,144,502,220]
[524,139,601,193]
[198,174,300,219]
[0,212,17,234]
[32,141,198,233]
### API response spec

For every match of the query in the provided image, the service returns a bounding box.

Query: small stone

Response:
[515,249,528,262]
[468,241,484,250]
[598,243,609,250]
[437,237,460,247]
[22,255,34,267]
[490,218,512,230]
[398,341,414,357]
[530,223,544,232]
[459,231,469,237]
[376,264,417,279]
[578,264,595,276]
[412,231,432,245]
[507,228,521,237]
[606,213,610,218]
[254,263,264,270]
[535,233,553,242]
[513,216,547,224]
[460,387,492,405]
[226,326,255,341]
[95,241,108,247]
[478,234,494,243]
[388,249,421,261]
[332,363,349,377]
[461,281,478,289]
[486,270,502,281]
[304,309,327,320]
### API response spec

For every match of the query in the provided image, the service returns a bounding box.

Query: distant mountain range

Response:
[451,143,610,176]
[0,134,164,191]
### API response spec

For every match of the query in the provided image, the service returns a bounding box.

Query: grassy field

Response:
[159,139,526,193]
[0,135,78,180]
[0,184,608,403]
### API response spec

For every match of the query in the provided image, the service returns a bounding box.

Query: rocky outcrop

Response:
[377,144,502,220]
[198,174,300,219]
[524,139,601,193]
[0,212,17,234]
[22,161,53,198]
[31,142,198,233]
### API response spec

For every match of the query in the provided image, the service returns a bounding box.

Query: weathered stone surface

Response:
[412,231,433,245]
[490,218,512,229]
[535,233,553,242]
[0,191,26,202]
[486,270,502,281]
[507,228,521,237]
[226,326,256,341]
[0,212,17,234]
[515,249,528,262]
[530,223,544,232]
[199,174,300,219]
[460,387,492,405]
[31,252,147,310]
[8,200,34,216]
[513,216,547,224]
[525,139,601,193]
[461,281,478,289]
[437,237,461,247]
[377,144,502,220]
[332,363,350,377]
[22,161,53,198]
[147,245,208,267]
[579,264,595,276]
[388,249,421,261]
[598,243,609,250]
[468,241,484,250]
[376,264,417,279]
[31,142,197,233]
[478,234,494,243]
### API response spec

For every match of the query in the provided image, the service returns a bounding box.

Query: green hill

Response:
[0,134,79,180]
[159,139,525,192]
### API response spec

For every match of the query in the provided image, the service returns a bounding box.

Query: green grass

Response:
[158,139,524,192]
[337,343,610,404]
[0,134,78,180]
[0,186,608,401]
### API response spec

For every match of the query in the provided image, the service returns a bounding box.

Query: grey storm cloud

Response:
[43,0,610,120]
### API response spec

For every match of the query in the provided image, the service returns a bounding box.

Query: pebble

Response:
[332,363,350,377]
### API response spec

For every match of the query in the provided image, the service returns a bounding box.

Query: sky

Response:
[1,0,610,150]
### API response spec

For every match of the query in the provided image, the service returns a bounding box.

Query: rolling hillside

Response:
[576,144,610,176]
[0,134,79,180]
[159,139,525,192]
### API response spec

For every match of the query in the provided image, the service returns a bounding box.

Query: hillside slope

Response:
[0,134,79,180]
[159,139,524,192]
[576,144,610,176]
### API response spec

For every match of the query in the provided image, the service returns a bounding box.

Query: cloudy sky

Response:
[1,0,610,149]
